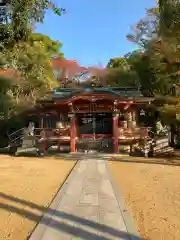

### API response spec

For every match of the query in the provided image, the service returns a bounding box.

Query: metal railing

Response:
[8,127,71,146]
[8,128,24,138]
[8,128,25,146]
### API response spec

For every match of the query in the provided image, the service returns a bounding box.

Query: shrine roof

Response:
[52,87,144,100]
[35,87,154,107]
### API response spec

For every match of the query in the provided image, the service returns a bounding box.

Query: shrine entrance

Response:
[76,113,114,153]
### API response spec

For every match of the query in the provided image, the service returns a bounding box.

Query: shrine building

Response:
[25,86,154,153]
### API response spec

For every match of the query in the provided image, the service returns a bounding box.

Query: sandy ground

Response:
[0,155,76,240]
[109,160,180,240]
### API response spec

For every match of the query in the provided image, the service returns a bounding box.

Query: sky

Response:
[36,0,156,68]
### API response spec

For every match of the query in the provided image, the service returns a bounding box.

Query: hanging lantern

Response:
[68,113,74,120]
[140,109,145,116]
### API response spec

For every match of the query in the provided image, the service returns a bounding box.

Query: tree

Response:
[0,0,66,147]
[159,0,180,38]
[29,33,64,58]
[0,35,63,118]
[126,7,159,48]
[107,57,129,70]
[125,1,180,97]
[106,56,140,87]
[125,1,180,141]
[0,0,65,119]
[0,75,12,119]
[0,0,65,46]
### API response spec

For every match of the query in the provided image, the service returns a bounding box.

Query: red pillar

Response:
[70,115,76,152]
[113,113,119,153]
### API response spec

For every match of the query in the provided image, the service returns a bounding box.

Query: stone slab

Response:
[29,154,141,240]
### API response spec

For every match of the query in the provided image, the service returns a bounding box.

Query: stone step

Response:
[15,147,38,155]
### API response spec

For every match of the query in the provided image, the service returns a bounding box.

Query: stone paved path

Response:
[30,154,140,240]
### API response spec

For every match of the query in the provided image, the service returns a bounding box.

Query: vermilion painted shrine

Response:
[23,86,154,154]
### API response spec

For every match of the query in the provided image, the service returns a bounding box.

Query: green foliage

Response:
[106,0,180,124]
[29,33,64,58]
[106,57,139,87]
[159,0,180,37]
[107,57,129,69]
[0,0,65,121]
[0,0,65,46]
[126,7,159,48]
[104,67,139,88]
[0,76,12,119]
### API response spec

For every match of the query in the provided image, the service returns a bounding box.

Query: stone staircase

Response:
[8,127,39,155]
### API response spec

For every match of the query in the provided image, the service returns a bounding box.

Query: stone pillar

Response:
[113,113,119,153]
[70,114,76,152]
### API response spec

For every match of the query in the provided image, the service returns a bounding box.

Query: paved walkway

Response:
[30,154,140,240]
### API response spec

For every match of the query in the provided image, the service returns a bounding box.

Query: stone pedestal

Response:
[22,136,35,149]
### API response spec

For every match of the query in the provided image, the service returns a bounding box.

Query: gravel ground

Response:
[0,155,76,240]
[109,160,180,240]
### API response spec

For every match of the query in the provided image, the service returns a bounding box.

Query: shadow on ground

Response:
[111,157,180,166]
[0,192,142,240]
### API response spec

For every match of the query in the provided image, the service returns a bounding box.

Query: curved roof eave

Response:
[52,88,154,104]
